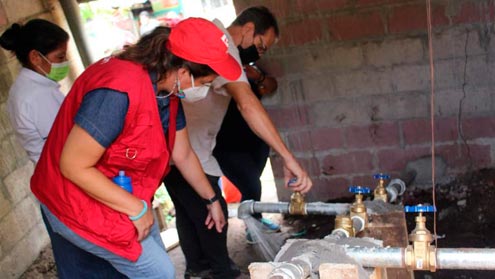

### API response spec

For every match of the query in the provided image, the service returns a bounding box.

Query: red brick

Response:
[287,131,312,152]
[436,144,492,169]
[269,154,320,178]
[234,0,290,19]
[461,117,495,140]
[267,0,292,19]
[307,176,352,201]
[388,4,449,34]
[299,157,321,176]
[328,11,385,40]
[0,3,6,26]
[294,0,348,14]
[452,1,495,25]
[266,105,309,129]
[345,122,400,148]
[402,117,458,145]
[257,57,284,77]
[277,176,352,202]
[269,154,285,179]
[350,174,375,188]
[279,19,323,46]
[355,0,395,6]
[310,127,344,151]
[377,146,430,171]
[322,151,374,175]
[287,128,344,151]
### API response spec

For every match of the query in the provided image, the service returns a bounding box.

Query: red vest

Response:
[31,57,178,261]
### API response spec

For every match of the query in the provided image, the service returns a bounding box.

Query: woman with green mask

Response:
[0,19,127,278]
[0,18,71,162]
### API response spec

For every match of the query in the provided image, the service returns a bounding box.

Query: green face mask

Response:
[39,52,70,82]
[46,61,70,82]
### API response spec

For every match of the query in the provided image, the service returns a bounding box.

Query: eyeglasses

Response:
[257,36,267,53]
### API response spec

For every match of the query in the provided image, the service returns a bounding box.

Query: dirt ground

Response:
[19,216,260,279]
[20,168,495,279]
[405,168,495,279]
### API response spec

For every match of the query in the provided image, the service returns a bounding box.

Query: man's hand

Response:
[283,157,313,194]
[204,201,226,233]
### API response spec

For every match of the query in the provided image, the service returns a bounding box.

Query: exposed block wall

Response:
[234,0,495,202]
[0,1,79,278]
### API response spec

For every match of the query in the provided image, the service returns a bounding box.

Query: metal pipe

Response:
[351,216,365,233]
[254,201,290,215]
[386,179,406,203]
[269,253,313,279]
[330,228,351,239]
[305,202,350,215]
[59,0,94,66]
[46,0,85,77]
[237,200,350,220]
[344,247,495,270]
[344,247,405,268]
[268,262,307,279]
[436,249,495,270]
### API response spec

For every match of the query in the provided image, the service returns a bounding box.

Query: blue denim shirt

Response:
[75,73,186,148]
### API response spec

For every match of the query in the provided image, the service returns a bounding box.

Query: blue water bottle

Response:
[113,170,133,193]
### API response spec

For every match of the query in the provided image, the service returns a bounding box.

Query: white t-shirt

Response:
[182,19,249,176]
[7,68,64,163]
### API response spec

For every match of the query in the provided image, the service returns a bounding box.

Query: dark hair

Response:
[232,6,279,37]
[0,19,69,67]
[117,26,215,81]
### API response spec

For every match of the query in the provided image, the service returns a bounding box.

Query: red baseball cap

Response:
[167,18,241,81]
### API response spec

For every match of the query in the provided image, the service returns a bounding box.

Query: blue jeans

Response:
[41,204,175,279]
[41,206,127,279]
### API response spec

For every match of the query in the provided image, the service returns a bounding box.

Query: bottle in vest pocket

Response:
[113,170,133,193]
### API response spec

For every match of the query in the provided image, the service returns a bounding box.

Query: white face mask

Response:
[182,74,211,103]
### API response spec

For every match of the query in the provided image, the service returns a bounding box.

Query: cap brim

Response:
[208,54,242,81]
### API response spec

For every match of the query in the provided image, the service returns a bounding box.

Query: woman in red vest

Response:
[30,18,241,278]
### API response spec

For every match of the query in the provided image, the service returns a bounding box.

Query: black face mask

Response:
[237,44,260,64]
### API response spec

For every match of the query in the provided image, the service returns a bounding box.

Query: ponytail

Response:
[0,19,69,67]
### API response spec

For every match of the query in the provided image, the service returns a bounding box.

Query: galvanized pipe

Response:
[386,179,406,203]
[253,201,290,215]
[268,262,308,279]
[237,200,350,220]
[344,247,405,268]
[344,247,495,270]
[305,202,350,215]
[436,249,495,270]
[59,0,94,66]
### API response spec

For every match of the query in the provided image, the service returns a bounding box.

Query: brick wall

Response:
[0,1,79,277]
[234,0,495,202]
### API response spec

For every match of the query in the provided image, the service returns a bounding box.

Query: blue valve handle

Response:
[404,205,436,213]
[348,185,371,194]
[373,173,390,180]
[288,178,297,186]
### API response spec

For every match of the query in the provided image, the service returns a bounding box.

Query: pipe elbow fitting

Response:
[386,179,406,203]
[351,215,366,233]
[268,262,305,279]
[331,228,350,239]
[237,200,255,220]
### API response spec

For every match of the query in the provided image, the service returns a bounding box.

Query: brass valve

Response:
[288,178,306,215]
[333,215,355,237]
[349,186,370,231]
[373,173,390,202]
[289,191,306,215]
[404,205,437,271]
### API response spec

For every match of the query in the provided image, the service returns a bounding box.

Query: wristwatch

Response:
[203,193,220,205]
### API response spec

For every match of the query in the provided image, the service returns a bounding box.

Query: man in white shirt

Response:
[164,6,313,278]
